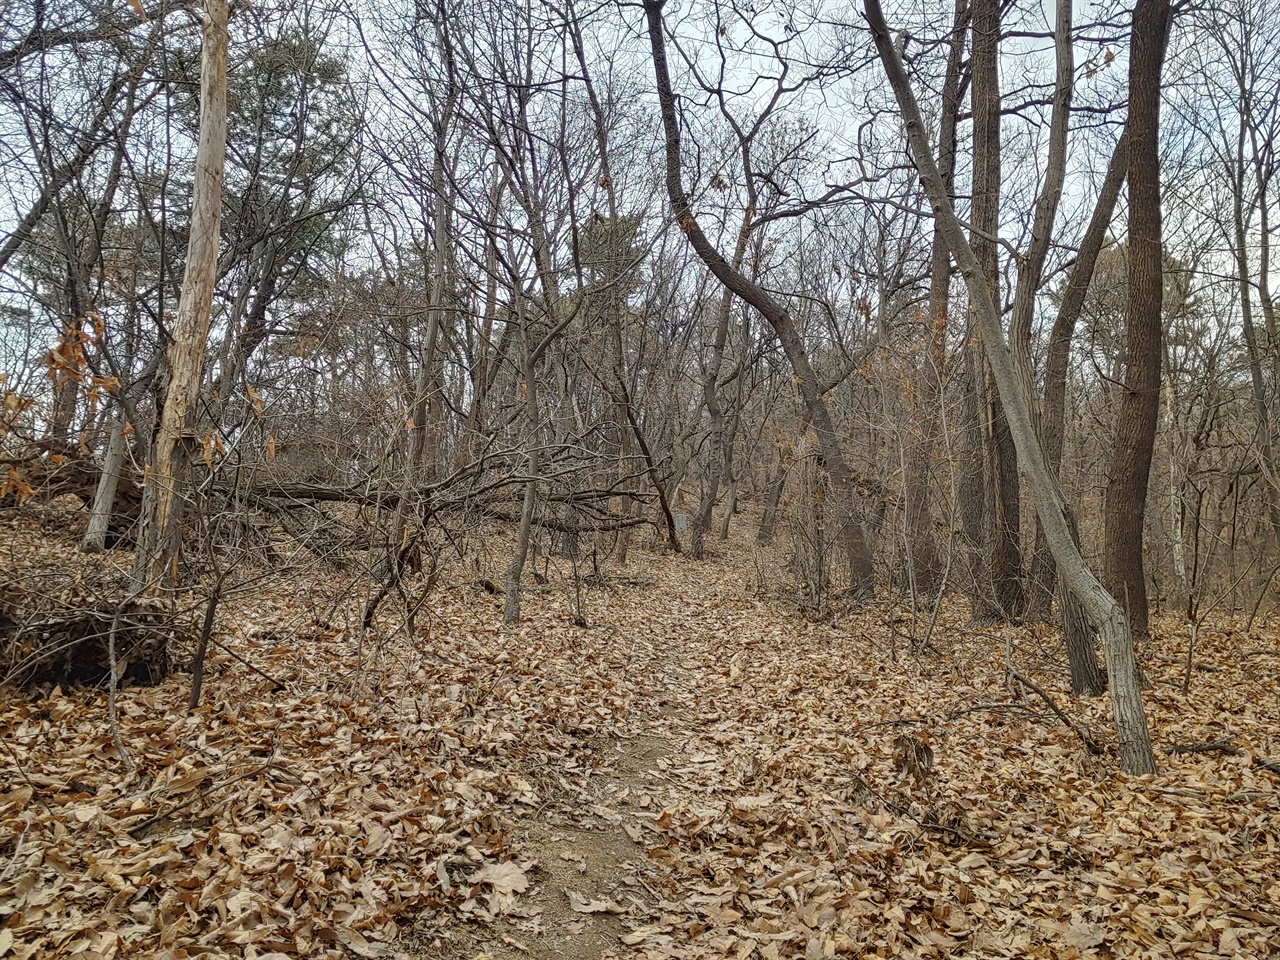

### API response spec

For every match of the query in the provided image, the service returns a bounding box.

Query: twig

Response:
[1225,790,1277,802]
[209,635,287,693]
[125,760,297,836]
[0,740,56,818]
[855,717,929,732]
[106,606,134,775]
[1144,785,1210,799]
[1165,738,1241,756]
[1227,906,1280,927]
[1009,669,1103,754]
[943,702,1043,720]
[0,825,28,886]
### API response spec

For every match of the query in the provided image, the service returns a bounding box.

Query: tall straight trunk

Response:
[1230,126,1280,546]
[462,172,506,466]
[131,0,229,590]
[693,286,735,557]
[644,0,874,592]
[911,0,968,596]
[505,303,539,624]
[866,0,1156,773]
[970,0,1024,621]
[1103,0,1172,646]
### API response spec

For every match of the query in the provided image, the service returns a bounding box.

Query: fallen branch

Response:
[125,760,298,836]
[1009,669,1103,755]
[1165,738,1241,757]
[211,635,288,693]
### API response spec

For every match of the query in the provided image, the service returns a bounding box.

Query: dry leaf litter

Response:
[0,507,1277,959]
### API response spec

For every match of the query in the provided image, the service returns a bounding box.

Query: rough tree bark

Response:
[1103,0,1172,646]
[969,0,1024,622]
[865,0,1156,773]
[131,0,229,590]
[644,0,875,593]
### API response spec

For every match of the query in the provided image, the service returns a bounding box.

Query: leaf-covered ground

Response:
[1,507,1278,959]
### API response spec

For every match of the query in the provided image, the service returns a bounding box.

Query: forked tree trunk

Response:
[865,0,1156,773]
[1031,132,1129,618]
[131,0,229,590]
[1103,0,1172,647]
[1032,134,1128,694]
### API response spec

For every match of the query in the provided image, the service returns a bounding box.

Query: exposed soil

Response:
[436,733,674,960]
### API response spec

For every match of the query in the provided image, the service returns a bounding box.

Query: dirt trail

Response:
[8,508,1276,959]
[453,733,673,960]
[414,580,703,959]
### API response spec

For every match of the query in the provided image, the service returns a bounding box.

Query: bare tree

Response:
[865,0,1156,773]
[644,0,876,594]
[132,0,229,590]
[1103,0,1172,647]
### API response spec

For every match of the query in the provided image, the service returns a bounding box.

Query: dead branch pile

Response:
[0,577,178,689]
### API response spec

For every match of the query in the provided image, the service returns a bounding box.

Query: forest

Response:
[0,0,1278,956]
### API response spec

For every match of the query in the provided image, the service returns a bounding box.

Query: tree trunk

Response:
[82,411,128,553]
[692,285,735,559]
[865,0,1156,773]
[131,0,229,590]
[644,0,874,592]
[505,300,540,625]
[1030,132,1129,617]
[970,0,1024,622]
[1059,506,1107,696]
[757,454,787,545]
[1103,0,1172,647]
[911,0,968,597]
[1230,124,1280,546]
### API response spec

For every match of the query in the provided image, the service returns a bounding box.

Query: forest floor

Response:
[1,503,1279,959]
